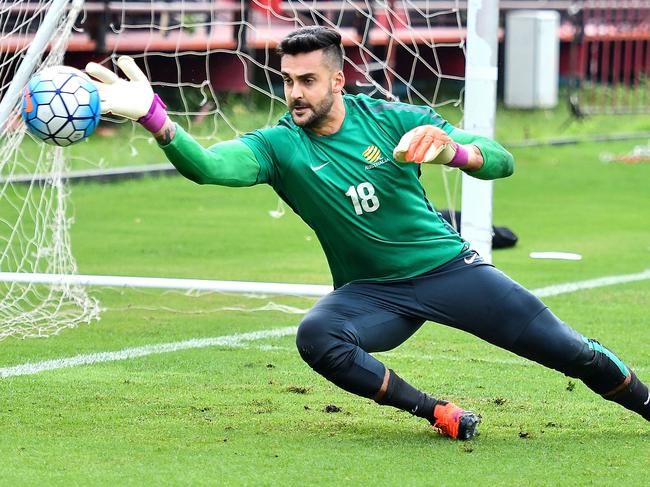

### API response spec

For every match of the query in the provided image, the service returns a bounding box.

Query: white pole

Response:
[460,0,500,263]
[0,272,333,297]
[0,0,74,131]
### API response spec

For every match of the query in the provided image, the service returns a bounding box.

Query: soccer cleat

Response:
[432,402,481,440]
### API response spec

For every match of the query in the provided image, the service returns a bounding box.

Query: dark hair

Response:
[277,26,344,70]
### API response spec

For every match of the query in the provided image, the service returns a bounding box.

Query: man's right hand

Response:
[85,56,169,134]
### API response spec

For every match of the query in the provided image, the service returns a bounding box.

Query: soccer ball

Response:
[21,66,101,147]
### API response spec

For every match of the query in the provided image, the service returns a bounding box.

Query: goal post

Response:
[0,0,498,339]
[461,0,499,263]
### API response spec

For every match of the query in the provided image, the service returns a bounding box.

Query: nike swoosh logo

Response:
[644,391,650,406]
[464,253,478,264]
[311,162,330,171]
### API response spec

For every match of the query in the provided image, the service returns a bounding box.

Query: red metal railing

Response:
[569,0,650,115]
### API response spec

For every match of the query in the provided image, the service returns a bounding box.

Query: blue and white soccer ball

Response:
[21,66,101,147]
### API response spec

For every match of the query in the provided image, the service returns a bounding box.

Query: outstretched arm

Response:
[159,124,260,187]
[86,56,261,187]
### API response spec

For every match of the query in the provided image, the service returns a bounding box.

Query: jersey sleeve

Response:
[160,124,261,187]
[239,128,281,187]
[448,127,514,180]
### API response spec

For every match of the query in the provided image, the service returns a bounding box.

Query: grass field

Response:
[1,103,649,486]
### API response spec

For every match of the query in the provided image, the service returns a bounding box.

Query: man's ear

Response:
[332,69,345,93]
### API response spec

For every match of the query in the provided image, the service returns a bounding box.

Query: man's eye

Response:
[304,78,313,84]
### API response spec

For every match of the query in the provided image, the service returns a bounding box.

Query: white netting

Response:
[83,0,467,143]
[0,0,101,339]
[0,0,466,339]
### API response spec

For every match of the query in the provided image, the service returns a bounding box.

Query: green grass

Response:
[1,104,650,486]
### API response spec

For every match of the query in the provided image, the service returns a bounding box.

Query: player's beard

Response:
[289,89,335,130]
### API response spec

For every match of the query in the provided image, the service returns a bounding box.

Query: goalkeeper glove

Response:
[85,56,167,133]
[393,125,469,167]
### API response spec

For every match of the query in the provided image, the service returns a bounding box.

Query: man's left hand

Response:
[393,125,458,164]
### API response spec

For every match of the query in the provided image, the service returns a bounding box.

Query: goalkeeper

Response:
[86,26,650,440]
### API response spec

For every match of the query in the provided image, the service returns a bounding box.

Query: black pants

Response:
[296,251,620,399]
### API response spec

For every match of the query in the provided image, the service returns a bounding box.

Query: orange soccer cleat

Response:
[432,402,481,440]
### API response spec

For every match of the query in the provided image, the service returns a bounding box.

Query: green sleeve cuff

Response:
[448,127,514,180]
[160,124,261,187]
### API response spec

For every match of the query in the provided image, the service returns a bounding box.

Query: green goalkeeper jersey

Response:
[162,94,513,288]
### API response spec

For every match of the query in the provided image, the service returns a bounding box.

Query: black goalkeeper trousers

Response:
[296,250,629,399]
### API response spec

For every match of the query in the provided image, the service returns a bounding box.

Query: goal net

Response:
[82,0,468,142]
[0,0,469,339]
[0,0,101,339]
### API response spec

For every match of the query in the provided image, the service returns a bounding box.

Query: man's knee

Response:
[295,314,327,367]
[295,312,357,373]
[296,311,388,398]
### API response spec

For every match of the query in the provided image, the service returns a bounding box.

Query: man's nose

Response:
[290,83,303,100]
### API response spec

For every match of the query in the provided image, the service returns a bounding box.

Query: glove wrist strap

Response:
[138,94,168,133]
[445,142,470,168]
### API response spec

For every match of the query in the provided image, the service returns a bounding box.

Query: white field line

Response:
[2,268,649,380]
[0,326,297,379]
[531,268,650,297]
[4,339,644,381]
